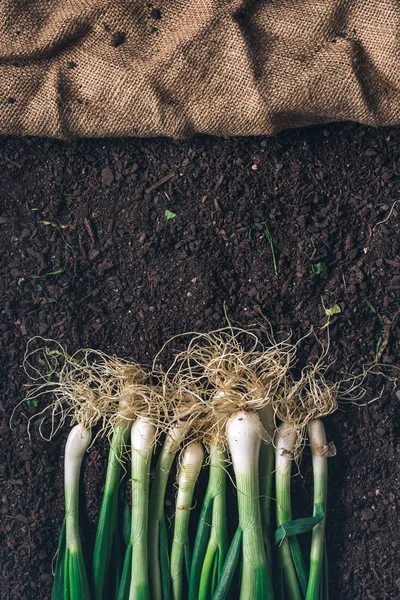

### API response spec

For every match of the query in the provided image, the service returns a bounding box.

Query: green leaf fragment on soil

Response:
[261,220,278,275]
[26,399,38,407]
[47,268,65,276]
[312,262,328,279]
[325,304,341,317]
[165,209,177,220]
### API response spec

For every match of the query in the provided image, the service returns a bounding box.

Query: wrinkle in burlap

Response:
[0,0,399,138]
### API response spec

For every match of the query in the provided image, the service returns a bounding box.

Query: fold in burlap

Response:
[1,0,399,138]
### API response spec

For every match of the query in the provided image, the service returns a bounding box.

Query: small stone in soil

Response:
[361,507,375,521]
[101,167,114,186]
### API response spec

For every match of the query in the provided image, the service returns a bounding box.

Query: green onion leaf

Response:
[212,527,243,600]
[116,543,132,600]
[159,513,171,600]
[51,519,67,600]
[275,514,324,544]
[189,494,214,600]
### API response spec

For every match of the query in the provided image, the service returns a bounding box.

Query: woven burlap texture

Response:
[1,0,399,138]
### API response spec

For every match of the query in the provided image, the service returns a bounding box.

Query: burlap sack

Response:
[1,0,399,139]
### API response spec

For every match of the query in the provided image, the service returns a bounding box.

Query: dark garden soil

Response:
[1,124,400,600]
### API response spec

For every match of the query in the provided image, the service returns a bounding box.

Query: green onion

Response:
[258,404,275,572]
[226,410,273,600]
[275,423,302,600]
[171,441,204,600]
[129,417,157,600]
[189,443,228,600]
[52,424,92,600]
[92,422,131,600]
[306,419,328,600]
[149,421,189,600]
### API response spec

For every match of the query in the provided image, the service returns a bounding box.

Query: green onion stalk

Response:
[170,440,204,600]
[306,419,328,600]
[52,424,92,600]
[92,419,131,600]
[149,421,190,600]
[117,417,157,600]
[275,423,302,600]
[189,441,228,600]
[130,417,157,600]
[226,410,274,600]
[258,404,275,572]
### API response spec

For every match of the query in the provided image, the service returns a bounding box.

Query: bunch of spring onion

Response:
[21,329,344,600]
[162,329,296,600]
[90,360,160,600]
[273,364,339,600]
[31,349,163,600]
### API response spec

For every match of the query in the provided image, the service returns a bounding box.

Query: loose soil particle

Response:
[0,123,399,599]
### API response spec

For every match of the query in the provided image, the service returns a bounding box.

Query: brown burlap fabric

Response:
[1,0,399,138]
